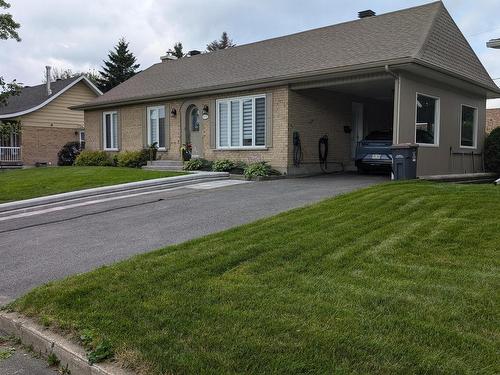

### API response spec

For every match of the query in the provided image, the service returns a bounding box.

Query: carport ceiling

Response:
[323,79,394,102]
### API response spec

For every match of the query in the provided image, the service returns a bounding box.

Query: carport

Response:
[287,72,396,175]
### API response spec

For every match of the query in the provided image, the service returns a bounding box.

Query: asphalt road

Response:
[0,173,386,375]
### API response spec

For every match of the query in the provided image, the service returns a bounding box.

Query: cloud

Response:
[2,0,500,92]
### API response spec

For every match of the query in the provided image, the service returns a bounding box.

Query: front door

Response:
[351,102,364,159]
[186,106,203,158]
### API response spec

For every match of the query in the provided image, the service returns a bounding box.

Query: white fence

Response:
[0,147,22,162]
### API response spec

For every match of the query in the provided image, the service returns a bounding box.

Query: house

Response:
[74,1,500,176]
[486,108,500,133]
[0,68,101,167]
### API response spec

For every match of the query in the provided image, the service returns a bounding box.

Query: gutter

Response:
[71,58,414,111]
[385,65,401,145]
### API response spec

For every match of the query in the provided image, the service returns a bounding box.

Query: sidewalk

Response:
[0,171,229,214]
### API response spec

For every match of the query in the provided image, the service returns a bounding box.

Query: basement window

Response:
[415,93,440,146]
[460,105,477,148]
[103,111,118,150]
[216,95,266,149]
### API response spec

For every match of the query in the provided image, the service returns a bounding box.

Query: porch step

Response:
[143,160,184,171]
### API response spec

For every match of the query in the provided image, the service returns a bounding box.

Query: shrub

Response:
[244,161,280,178]
[115,150,149,168]
[212,159,235,172]
[57,141,81,166]
[74,150,112,166]
[485,128,500,174]
[184,158,211,171]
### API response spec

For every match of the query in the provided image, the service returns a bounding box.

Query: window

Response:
[191,107,200,132]
[217,95,266,148]
[103,111,118,150]
[415,93,439,146]
[147,106,166,149]
[79,130,85,150]
[460,105,477,148]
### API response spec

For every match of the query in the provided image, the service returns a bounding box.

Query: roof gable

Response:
[0,76,101,118]
[415,3,497,90]
[77,1,497,109]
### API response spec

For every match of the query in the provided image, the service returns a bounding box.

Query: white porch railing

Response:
[0,147,22,162]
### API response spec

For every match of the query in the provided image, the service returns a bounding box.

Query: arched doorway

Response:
[185,105,203,158]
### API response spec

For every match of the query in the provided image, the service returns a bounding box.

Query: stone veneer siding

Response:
[486,108,500,134]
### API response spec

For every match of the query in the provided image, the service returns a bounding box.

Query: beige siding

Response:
[21,82,96,129]
[398,72,486,176]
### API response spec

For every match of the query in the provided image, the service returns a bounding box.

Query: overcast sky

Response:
[2,0,500,107]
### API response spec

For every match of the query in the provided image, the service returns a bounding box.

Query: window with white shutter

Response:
[216,95,266,149]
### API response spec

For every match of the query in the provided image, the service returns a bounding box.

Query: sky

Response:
[1,0,500,107]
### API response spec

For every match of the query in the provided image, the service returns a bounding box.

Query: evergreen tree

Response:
[206,32,236,52]
[0,0,21,107]
[97,38,140,92]
[167,42,184,59]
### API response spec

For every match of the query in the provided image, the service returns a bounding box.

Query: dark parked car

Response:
[355,130,393,172]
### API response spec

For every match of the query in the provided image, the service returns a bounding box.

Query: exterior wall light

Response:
[202,105,209,120]
[170,108,177,118]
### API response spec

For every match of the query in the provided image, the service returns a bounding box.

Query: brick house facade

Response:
[486,108,500,133]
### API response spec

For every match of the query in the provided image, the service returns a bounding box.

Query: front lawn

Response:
[0,167,185,203]
[9,182,500,374]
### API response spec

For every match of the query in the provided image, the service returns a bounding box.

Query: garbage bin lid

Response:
[390,143,419,149]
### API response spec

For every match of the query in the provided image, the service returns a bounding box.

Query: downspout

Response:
[385,65,400,145]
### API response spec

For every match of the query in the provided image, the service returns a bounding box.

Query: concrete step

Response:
[143,165,185,171]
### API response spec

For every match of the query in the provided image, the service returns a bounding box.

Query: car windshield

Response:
[364,131,392,141]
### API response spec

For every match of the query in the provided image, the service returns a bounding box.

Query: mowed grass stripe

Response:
[9,181,500,374]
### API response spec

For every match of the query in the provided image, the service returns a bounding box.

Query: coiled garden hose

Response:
[293,131,303,167]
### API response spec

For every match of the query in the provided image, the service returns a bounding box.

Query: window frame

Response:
[216,94,267,150]
[102,111,118,151]
[459,104,478,149]
[147,105,166,150]
[414,92,440,147]
[79,130,85,150]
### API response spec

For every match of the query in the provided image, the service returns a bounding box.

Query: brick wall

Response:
[486,108,500,133]
[21,126,79,165]
[84,86,290,173]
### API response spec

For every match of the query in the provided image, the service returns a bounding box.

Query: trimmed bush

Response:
[244,161,280,178]
[74,151,112,167]
[115,150,149,168]
[183,158,211,171]
[485,128,500,174]
[212,159,235,172]
[57,141,81,166]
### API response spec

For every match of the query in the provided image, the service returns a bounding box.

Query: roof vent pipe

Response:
[188,50,201,56]
[358,10,376,18]
[45,66,52,96]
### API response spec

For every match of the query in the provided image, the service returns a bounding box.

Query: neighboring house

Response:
[74,2,500,176]
[486,108,500,133]
[0,69,101,166]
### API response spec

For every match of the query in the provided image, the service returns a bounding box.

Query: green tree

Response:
[0,0,21,107]
[97,38,140,92]
[167,42,184,59]
[206,31,236,52]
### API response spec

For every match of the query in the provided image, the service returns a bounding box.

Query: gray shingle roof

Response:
[0,77,83,117]
[80,1,498,109]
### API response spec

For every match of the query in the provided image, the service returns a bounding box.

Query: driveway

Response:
[0,174,387,303]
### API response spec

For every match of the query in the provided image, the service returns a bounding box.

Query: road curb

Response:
[0,171,229,214]
[0,311,134,375]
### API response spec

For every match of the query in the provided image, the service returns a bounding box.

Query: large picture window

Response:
[460,105,477,148]
[415,93,439,146]
[147,106,166,149]
[103,111,118,150]
[217,95,266,149]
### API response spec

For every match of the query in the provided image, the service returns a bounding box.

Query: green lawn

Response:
[0,167,185,203]
[9,182,500,374]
